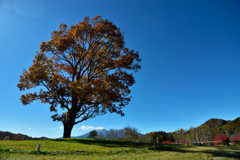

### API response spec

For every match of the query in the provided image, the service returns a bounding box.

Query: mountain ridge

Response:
[0,131,49,140]
[1,117,239,140]
[201,118,229,128]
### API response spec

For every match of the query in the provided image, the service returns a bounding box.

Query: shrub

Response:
[180,140,187,144]
[162,140,175,144]
[213,134,229,145]
[232,135,240,144]
[0,148,10,152]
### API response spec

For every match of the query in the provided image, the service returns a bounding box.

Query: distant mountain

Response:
[199,117,240,136]
[217,117,240,134]
[72,129,110,138]
[189,117,239,134]
[36,137,49,140]
[72,131,89,138]
[202,118,229,128]
[0,131,49,140]
[0,131,33,140]
[3,117,239,141]
[73,128,142,139]
[181,117,240,139]
[168,117,240,143]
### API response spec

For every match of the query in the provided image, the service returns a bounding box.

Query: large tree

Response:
[17,16,141,138]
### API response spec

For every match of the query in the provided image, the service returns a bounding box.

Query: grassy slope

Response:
[0,138,240,160]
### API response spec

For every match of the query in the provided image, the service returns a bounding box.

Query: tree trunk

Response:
[63,98,79,138]
[63,123,74,138]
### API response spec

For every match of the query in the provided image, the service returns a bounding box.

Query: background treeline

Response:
[1,117,240,143]
[91,117,240,145]
[94,126,141,141]
[169,117,240,144]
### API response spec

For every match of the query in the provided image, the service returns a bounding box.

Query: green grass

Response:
[0,139,240,159]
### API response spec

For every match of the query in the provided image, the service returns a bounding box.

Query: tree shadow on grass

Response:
[151,145,240,159]
[52,139,240,159]
[52,138,151,149]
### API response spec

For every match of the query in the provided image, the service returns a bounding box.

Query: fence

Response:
[171,140,240,145]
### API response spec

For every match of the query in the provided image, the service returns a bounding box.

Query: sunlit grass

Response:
[0,139,239,159]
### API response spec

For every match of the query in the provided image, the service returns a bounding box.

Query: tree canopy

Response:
[17,15,141,138]
[88,130,98,138]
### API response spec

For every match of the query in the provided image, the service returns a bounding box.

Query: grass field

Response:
[0,138,240,160]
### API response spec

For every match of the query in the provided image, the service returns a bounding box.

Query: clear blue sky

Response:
[0,0,240,138]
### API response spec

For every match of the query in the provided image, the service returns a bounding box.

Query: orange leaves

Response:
[40,41,47,52]
[59,23,67,32]
[20,93,38,105]
[57,38,70,52]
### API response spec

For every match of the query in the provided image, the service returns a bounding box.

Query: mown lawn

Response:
[0,138,239,160]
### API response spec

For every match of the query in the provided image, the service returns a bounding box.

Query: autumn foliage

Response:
[232,135,240,144]
[162,140,175,144]
[17,15,141,138]
[212,134,229,145]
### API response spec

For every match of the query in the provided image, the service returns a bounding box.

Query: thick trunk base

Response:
[63,124,74,138]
